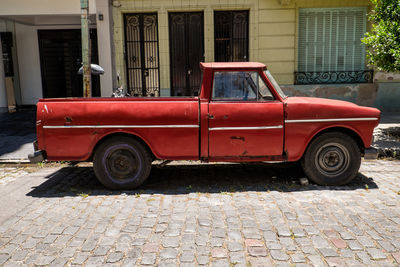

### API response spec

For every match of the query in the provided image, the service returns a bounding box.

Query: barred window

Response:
[296,8,372,84]
[298,8,367,72]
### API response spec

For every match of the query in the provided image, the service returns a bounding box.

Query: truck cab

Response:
[199,62,286,161]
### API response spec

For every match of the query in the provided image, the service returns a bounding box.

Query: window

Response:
[296,8,373,84]
[212,71,274,101]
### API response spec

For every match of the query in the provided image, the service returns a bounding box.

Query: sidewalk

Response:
[0,110,36,162]
[373,112,400,158]
[0,109,399,163]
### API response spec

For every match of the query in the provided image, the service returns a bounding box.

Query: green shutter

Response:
[298,8,367,72]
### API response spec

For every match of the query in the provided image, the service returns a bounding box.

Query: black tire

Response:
[93,136,152,190]
[301,132,361,185]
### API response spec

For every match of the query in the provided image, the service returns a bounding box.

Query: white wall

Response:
[15,23,43,105]
[96,0,114,96]
[0,20,6,31]
[0,0,96,15]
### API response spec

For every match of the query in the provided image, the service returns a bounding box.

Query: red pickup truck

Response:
[29,62,380,189]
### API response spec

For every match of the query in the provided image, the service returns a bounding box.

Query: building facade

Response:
[111,0,400,110]
[1,0,399,112]
[0,0,114,112]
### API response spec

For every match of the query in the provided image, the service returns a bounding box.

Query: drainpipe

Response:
[81,0,91,97]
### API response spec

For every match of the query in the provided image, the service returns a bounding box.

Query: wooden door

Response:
[214,11,249,62]
[169,12,204,96]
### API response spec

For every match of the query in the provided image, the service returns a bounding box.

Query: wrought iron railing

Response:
[294,70,374,85]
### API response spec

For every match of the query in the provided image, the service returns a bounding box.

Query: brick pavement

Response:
[0,160,399,266]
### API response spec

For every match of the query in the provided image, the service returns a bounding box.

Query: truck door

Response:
[208,71,284,158]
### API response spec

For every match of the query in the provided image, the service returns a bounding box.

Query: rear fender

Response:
[88,131,156,161]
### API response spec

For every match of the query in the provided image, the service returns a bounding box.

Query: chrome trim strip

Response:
[285,118,378,123]
[209,125,283,131]
[43,125,199,129]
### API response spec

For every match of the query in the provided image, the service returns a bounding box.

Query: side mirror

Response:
[77,64,105,75]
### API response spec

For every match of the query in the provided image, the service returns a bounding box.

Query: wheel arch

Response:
[300,128,363,186]
[89,132,156,161]
[305,126,365,158]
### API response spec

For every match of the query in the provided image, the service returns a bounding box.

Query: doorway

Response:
[38,29,100,98]
[214,10,249,62]
[169,12,204,96]
[124,13,160,96]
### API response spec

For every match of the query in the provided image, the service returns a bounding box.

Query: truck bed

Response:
[37,97,200,161]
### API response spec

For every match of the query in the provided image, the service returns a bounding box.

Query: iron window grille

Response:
[124,13,160,97]
[294,70,373,84]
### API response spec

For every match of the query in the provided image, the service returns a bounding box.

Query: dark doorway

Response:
[1,32,14,77]
[38,29,100,98]
[169,12,204,96]
[214,10,249,62]
[124,13,160,97]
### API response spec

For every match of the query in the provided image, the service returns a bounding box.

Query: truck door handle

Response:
[208,114,215,119]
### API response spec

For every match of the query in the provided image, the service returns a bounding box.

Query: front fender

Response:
[285,122,373,162]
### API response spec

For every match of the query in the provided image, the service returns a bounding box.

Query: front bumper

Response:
[28,140,46,163]
[364,147,378,160]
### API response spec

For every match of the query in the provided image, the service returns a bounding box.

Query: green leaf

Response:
[362,0,400,71]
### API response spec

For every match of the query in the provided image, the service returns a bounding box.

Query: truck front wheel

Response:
[301,132,361,186]
[93,137,152,189]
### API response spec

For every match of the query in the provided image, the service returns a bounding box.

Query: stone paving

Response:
[0,160,399,266]
[0,110,36,162]
[0,164,39,186]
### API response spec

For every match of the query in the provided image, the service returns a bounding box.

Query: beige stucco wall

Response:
[112,0,371,93]
[0,0,96,16]
[113,0,260,95]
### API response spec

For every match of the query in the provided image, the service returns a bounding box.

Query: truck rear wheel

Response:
[301,132,361,186]
[93,137,152,190]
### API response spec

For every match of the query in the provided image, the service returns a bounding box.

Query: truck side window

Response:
[212,71,274,101]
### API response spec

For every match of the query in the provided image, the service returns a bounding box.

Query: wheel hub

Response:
[107,149,138,180]
[315,143,350,177]
[323,150,340,166]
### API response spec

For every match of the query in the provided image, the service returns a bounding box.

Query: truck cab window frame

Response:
[211,71,274,101]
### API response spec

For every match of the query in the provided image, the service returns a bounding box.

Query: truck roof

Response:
[200,62,267,70]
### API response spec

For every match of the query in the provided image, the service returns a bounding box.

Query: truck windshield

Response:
[264,70,287,99]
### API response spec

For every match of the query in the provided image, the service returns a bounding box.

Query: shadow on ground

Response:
[27,163,378,198]
[0,110,36,158]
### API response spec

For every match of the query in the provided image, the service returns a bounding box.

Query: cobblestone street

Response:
[0,160,399,266]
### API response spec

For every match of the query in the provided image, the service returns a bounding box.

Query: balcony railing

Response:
[294,70,374,85]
